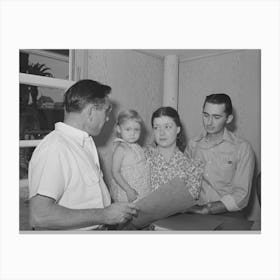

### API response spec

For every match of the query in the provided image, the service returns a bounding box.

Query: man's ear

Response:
[226,114,233,124]
[87,104,96,119]
[116,125,121,135]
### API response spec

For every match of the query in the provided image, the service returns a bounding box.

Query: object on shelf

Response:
[37,95,54,108]
[54,102,64,109]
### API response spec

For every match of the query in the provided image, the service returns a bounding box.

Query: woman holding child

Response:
[111,106,203,211]
[145,107,204,200]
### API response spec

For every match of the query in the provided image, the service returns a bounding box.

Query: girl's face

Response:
[153,116,180,149]
[117,119,141,143]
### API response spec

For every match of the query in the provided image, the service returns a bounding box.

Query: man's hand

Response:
[186,205,209,215]
[104,202,139,225]
[187,201,228,215]
[126,188,138,202]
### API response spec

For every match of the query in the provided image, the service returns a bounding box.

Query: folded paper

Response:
[132,176,196,228]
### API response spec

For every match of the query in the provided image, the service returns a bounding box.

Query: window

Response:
[19,49,75,182]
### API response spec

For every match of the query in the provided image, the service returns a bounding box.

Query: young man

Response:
[28,79,138,230]
[186,93,255,229]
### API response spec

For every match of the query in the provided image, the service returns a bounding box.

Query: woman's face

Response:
[152,116,180,149]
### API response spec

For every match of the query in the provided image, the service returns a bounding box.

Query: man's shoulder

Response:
[225,131,254,158]
[227,130,253,148]
[33,131,68,157]
[40,130,66,146]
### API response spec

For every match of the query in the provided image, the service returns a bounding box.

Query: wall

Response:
[75,49,261,188]
[178,50,261,171]
[78,50,164,185]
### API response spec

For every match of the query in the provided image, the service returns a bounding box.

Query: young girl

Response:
[144,107,204,200]
[111,110,151,202]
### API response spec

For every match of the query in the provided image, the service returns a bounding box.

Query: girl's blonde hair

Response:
[116,109,143,126]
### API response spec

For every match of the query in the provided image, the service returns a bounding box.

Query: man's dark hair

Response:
[64,79,111,113]
[203,93,233,116]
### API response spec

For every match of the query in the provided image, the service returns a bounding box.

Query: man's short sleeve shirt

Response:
[28,122,111,210]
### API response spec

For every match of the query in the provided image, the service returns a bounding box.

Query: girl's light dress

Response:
[144,145,204,200]
[111,138,151,202]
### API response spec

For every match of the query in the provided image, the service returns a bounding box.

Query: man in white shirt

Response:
[29,79,138,230]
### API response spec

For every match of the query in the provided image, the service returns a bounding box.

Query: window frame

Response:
[19,50,75,185]
[19,50,75,148]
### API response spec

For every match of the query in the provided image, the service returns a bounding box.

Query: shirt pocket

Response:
[218,155,236,183]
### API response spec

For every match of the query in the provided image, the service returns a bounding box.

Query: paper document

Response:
[132,177,196,228]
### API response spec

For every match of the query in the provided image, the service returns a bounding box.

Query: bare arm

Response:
[29,194,138,230]
[207,201,227,214]
[111,144,138,201]
[187,201,227,215]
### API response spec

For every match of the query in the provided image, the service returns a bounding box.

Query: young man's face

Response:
[202,102,232,135]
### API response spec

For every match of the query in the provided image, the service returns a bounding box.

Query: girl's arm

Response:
[111,144,138,202]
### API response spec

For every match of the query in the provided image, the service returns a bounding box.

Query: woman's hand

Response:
[126,188,139,202]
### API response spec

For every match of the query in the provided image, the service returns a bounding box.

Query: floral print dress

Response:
[144,145,204,200]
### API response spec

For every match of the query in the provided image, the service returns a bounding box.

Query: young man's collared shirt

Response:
[186,128,255,212]
[28,122,111,230]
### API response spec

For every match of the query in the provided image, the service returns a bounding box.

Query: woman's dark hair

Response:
[64,79,111,113]
[151,106,185,151]
[203,93,233,116]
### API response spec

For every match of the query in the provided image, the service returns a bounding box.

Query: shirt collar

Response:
[194,128,236,144]
[55,122,91,147]
[222,128,236,144]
